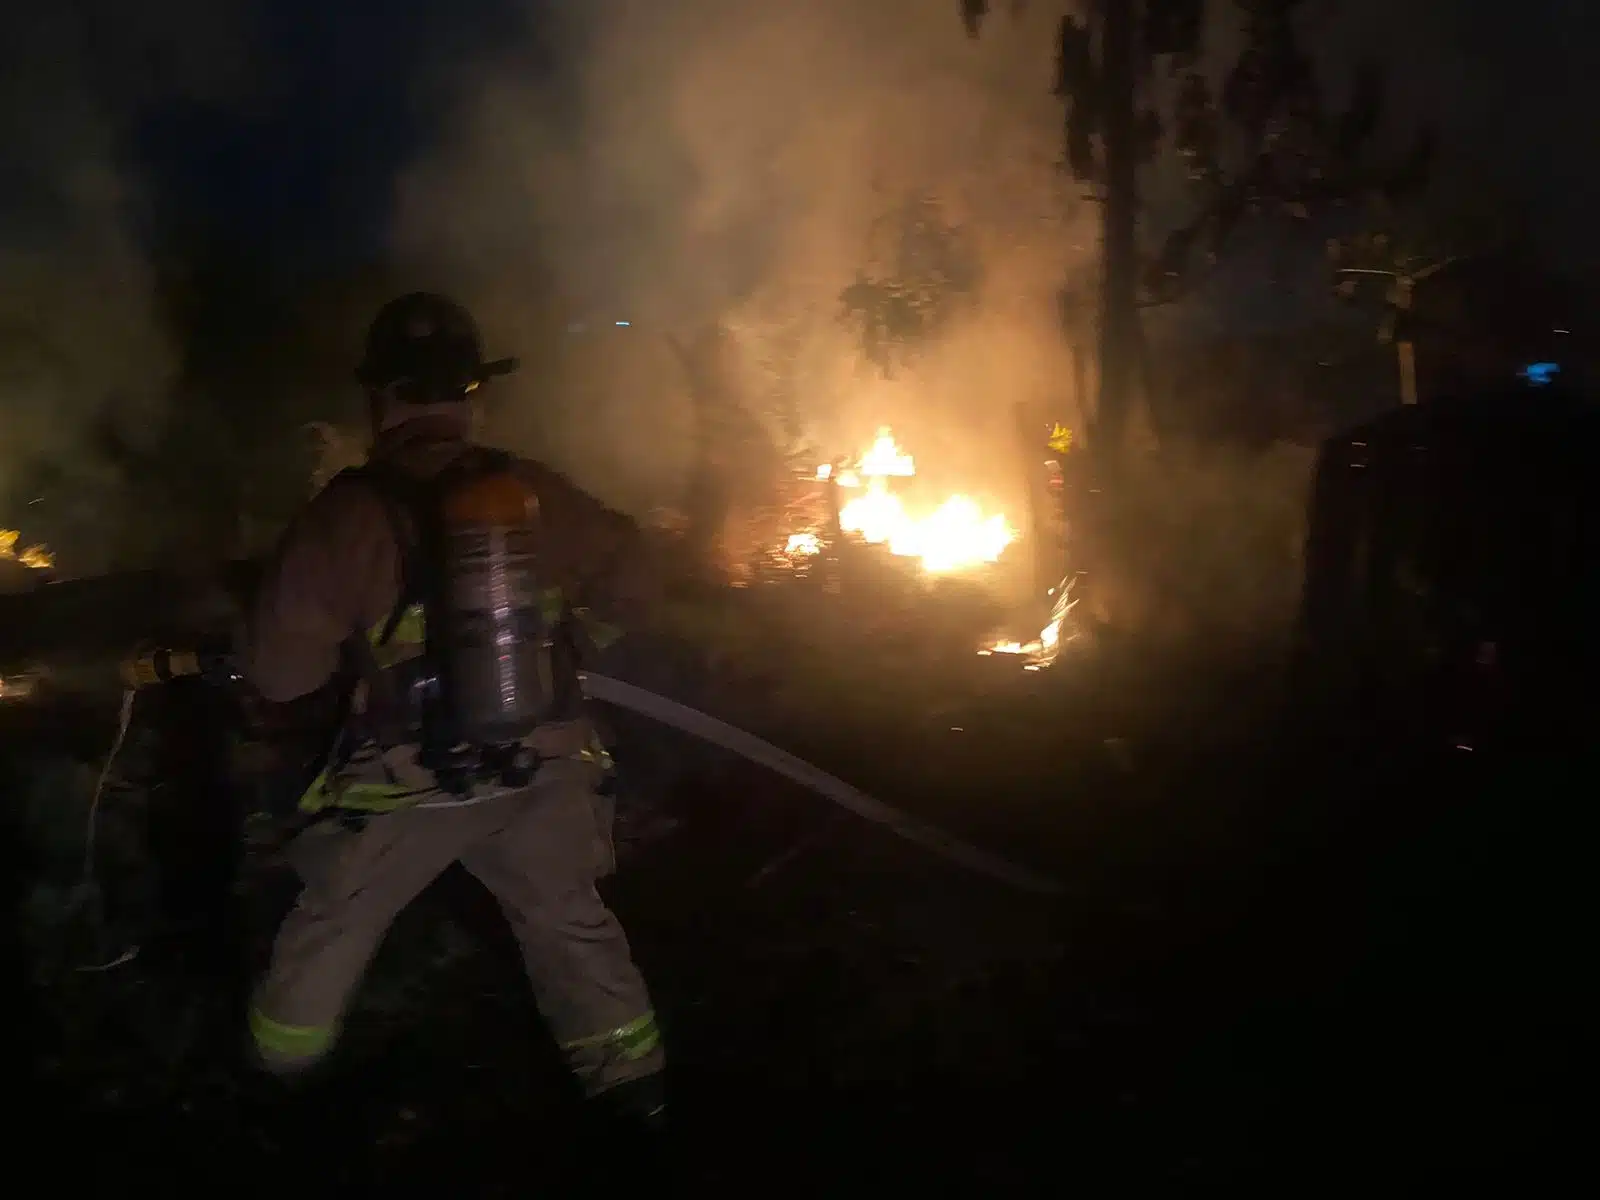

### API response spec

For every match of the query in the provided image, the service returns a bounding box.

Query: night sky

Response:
[1315,0,1598,273]
[131,0,535,271]
[0,0,1591,358]
[101,0,1594,281]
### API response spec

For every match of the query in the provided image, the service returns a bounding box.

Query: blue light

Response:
[615,320,631,327]
[1520,361,1560,386]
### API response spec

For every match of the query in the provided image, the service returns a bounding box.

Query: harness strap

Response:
[333,461,441,750]
[312,450,563,806]
[336,460,430,650]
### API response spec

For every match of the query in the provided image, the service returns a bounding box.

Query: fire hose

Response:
[580,672,1064,896]
[107,646,1064,896]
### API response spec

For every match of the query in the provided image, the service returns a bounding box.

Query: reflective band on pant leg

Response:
[248,1004,339,1071]
[559,1011,663,1093]
[562,1011,661,1059]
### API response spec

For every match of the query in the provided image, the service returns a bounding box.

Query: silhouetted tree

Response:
[837,195,982,376]
[1327,189,1533,405]
[965,0,1434,457]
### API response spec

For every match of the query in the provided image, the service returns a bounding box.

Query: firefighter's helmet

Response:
[356,293,518,397]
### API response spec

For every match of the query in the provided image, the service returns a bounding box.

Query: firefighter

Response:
[238,293,666,1134]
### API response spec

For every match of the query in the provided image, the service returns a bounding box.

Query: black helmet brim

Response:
[476,357,520,382]
[357,293,518,395]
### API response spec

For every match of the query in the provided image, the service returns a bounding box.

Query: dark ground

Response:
[5,624,1588,1192]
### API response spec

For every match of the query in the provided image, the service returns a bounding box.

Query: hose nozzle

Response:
[120,646,203,689]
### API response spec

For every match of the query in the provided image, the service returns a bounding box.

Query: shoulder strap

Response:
[334,446,519,648]
[335,462,432,648]
[328,462,434,748]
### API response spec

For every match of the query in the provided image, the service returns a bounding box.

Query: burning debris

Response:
[979,574,1082,671]
[784,532,822,557]
[764,425,1085,668]
[2,529,54,571]
[785,428,1019,576]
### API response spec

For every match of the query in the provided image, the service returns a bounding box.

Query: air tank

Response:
[434,466,549,747]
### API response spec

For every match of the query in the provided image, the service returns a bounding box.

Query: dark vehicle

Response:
[1298,384,1598,752]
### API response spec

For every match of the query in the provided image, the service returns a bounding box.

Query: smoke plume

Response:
[394,0,1098,518]
[0,3,255,572]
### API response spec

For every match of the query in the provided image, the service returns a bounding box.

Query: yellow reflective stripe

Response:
[561,1011,660,1061]
[572,606,623,650]
[370,642,418,670]
[297,768,426,815]
[304,587,607,817]
[329,784,431,813]
[579,730,616,771]
[298,769,333,813]
[365,594,611,648]
[388,604,426,645]
[249,1006,337,1062]
[367,603,425,648]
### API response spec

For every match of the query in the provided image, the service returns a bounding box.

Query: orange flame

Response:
[1,529,53,570]
[792,428,1017,574]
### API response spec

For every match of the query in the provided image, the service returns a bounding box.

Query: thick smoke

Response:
[394,0,1098,518]
[0,4,254,573]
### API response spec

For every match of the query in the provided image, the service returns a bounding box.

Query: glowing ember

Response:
[1,529,53,570]
[979,577,1080,669]
[809,428,1017,575]
[981,622,1058,658]
[785,532,821,557]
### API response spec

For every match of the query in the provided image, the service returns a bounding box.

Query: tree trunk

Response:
[1396,277,1418,405]
[1070,342,1088,426]
[669,331,735,575]
[1014,401,1064,599]
[1095,0,1141,461]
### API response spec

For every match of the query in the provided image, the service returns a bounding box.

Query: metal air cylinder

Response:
[436,469,548,746]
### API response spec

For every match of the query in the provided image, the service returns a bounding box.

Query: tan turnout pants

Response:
[248,758,663,1096]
